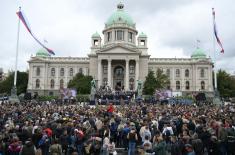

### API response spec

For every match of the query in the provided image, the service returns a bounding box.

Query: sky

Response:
[0,0,234,74]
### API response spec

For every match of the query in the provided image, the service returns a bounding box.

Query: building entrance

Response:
[113,66,124,90]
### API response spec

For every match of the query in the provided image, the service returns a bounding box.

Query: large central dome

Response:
[105,3,135,28]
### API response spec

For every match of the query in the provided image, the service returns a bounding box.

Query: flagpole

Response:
[212,8,217,91]
[11,7,21,99]
[14,7,21,87]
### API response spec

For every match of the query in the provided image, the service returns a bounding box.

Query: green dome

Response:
[139,32,147,38]
[36,48,50,57]
[92,31,100,38]
[106,3,135,28]
[191,48,207,59]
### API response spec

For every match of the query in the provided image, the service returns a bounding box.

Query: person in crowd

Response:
[20,138,36,155]
[127,126,138,155]
[152,135,167,155]
[185,144,196,155]
[8,137,22,155]
[49,139,62,155]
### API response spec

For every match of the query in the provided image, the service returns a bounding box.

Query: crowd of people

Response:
[0,100,235,155]
[95,86,136,103]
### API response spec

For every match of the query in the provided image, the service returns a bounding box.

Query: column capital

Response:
[107,59,112,62]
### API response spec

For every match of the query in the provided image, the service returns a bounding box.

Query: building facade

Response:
[27,3,214,96]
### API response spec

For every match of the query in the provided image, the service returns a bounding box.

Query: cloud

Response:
[0,0,234,74]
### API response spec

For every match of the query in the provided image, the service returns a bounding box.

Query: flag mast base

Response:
[9,86,20,103]
[213,88,222,105]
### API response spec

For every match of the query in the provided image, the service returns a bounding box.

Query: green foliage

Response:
[217,69,235,97]
[67,73,93,94]
[38,95,58,101]
[143,71,157,95]
[0,71,28,95]
[143,69,170,95]
[155,69,170,89]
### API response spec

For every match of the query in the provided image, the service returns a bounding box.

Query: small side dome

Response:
[138,32,147,38]
[92,31,100,38]
[191,48,207,59]
[36,48,50,57]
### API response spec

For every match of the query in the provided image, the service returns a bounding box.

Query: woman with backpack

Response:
[127,127,138,155]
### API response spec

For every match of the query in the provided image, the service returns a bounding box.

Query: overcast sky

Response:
[0,0,234,74]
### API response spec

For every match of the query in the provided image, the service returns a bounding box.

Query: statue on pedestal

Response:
[137,80,143,98]
[90,79,96,101]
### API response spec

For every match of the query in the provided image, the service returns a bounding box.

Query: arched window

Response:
[60,79,64,88]
[36,67,40,76]
[201,81,205,90]
[176,81,180,90]
[200,69,205,78]
[50,79,55,89]
[129,78,134,90]
[36,79,40,88]
[185,69,189,77]
[176,69,180,77]
[51,68,55,76]
[69,68,73,76]
[185,81,190,90]
[79,68,83,74]
[60,68,64,76]
[166,69,170,77]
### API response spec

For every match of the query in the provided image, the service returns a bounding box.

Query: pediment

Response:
[96,44,141,54]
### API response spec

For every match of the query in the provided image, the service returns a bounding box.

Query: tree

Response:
[67,73,93,94]
[155,68,170,89]
[0,71,28,95]
[143,71,157,95]
[217,69,235,97]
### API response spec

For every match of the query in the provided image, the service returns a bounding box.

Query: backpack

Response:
[129,132,137,142]
[165,129,171,137]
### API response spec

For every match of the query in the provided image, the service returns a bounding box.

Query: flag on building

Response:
[212,8,224,53]
[16,10,55,55]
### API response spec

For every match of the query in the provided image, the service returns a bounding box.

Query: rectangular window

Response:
[129,65,135,74]
[128,32,133,42]
[116,30,124,40]
[107,32,112,42]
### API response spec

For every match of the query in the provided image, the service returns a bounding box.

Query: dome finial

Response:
[117,2,124,10]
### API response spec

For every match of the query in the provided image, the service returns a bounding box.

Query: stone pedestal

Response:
[9,86,20,103]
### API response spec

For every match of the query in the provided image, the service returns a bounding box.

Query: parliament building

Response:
[27,3,214,96]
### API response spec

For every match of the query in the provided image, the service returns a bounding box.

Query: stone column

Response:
[125,59,129,90]
[135,59,139,89]
[97,59,102,88]
[108,59,112,87]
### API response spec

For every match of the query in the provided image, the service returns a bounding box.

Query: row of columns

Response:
[97,59,139,90]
